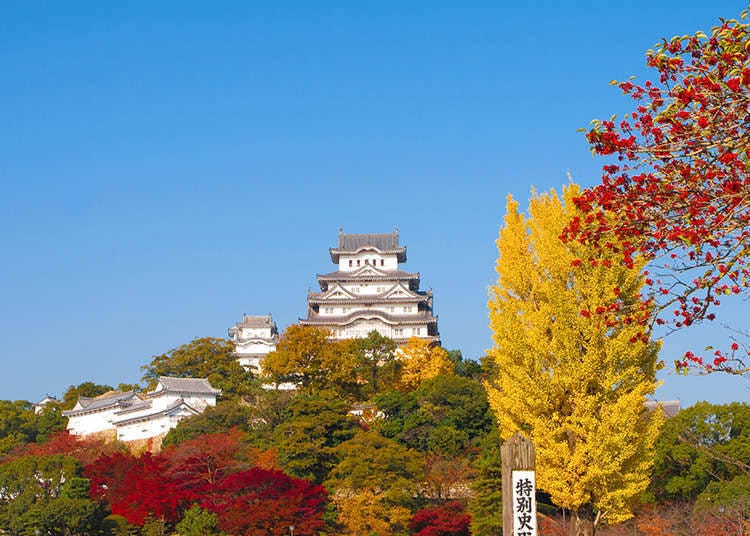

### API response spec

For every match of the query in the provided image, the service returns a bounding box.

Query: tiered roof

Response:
[63,391,141,417]
[233,314,276,328]
[307,292,427,305]
[302,230,439,342]
[228,314,279,339]
[149,376,222,397]
[302,310,437,326]
[329,230,407,263]
[317,267,420,291]
[112,399,200,427]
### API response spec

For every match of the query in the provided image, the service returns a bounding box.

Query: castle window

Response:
[357,260,361,266]
[349,260,353,267]
[381,259,384,266]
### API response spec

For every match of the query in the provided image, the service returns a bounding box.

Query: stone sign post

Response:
[502,432,537,536]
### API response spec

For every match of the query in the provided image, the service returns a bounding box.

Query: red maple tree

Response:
[411,501,471,536]
[6,430,116,465]
[163,428,248,506]
[85,451,183,525]
[210,467,327,536]
[563,9,750,374]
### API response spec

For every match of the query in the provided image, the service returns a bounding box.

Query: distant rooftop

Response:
[645,400,681,418]
[330,229,406,263]
[63,390,141,416]
[235,314,276,328]
[151,376,222,396]
[228,314,279,339]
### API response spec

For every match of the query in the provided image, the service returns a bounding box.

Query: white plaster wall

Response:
[238,356,262,371]
[345,320,387,339]
[68,395,216,442]
[183,395,215,409]
[368,304,415,315]
[67,410,118,436]
[116,414,174,442]
[320,305,361,315]
[236,340,275,354]
[329,322,429,341]
[150,393,215,412]
[339,252,399,272]
[240,327,272,339]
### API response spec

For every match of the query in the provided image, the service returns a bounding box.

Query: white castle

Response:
[229,230,440,375]
[63,377,220,443]
[300,229,440,343]
[63,230,439,443]
[228,314,279,374]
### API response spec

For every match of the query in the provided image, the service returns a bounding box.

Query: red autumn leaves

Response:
[83,430,327,534]
[562,13,750,375]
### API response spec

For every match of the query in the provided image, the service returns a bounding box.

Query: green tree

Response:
[141,337,254,399]
[0,400,38,456]
[0,400,67,457]
[37,496,105,536]
[650,402,750,504]
[487,186,663,535]
[694,474,750,520]
[101,514,129,536]
[0,454,102,535]
[176,505,221,536]
[351,331,400,399]
[34,405,67,443]
[445,349,483,379]
[416,375,494,446]
[374,389,419,442]
[272,393,357,484]
[469,430,504,536]
[375,375,493,456]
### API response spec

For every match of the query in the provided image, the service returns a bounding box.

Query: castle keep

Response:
[299,230,440,343]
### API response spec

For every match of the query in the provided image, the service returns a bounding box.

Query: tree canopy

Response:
[398,337,454,391]
[487,185,663,533]
[0,400,67,457]
[351,330,400,398]
[0,454,103,535]
[325,430,423,535]
[650,401,750,504]
[141,337,254,398]
[261,325,359,396]
[272,393,357,484]
[562,8,750,374]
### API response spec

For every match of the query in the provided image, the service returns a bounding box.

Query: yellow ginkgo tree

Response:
[486,184,663,535]
[398,337,454,391]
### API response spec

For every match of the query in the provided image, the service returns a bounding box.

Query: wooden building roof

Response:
[330,230,407,263]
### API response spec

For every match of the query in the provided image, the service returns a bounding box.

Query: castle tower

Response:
[228,314,280,372]
[300,229,439,343]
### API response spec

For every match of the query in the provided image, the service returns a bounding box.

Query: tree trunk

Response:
[569,507,596,536]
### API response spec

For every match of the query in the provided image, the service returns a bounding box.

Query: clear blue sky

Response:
[2,1,748,405]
